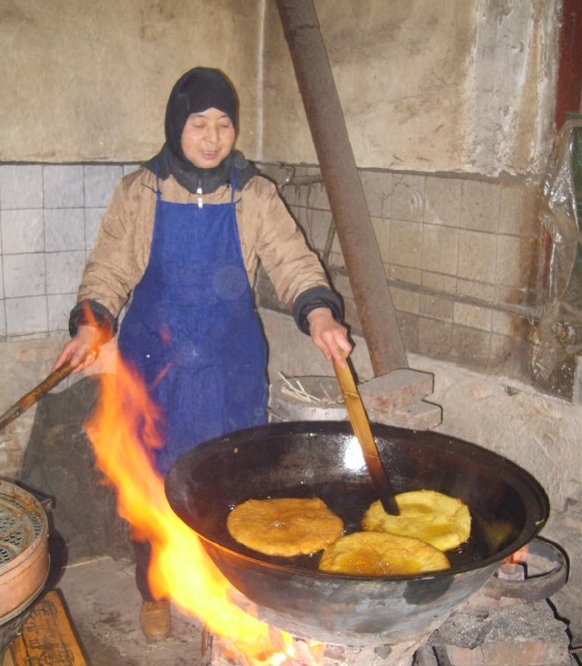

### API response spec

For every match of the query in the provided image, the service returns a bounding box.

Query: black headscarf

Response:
[144,67,258,194]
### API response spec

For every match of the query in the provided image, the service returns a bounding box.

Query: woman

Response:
[55,67,351,640]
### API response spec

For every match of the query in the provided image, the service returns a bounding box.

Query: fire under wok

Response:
[165,421,549,644]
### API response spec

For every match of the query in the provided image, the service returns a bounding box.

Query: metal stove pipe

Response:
[275,0,408,375]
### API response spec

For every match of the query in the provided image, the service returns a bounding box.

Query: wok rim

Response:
[165,420,550,582]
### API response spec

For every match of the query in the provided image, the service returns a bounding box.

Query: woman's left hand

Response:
[307,308,352,367]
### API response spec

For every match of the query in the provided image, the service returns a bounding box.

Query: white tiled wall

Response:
[0,163,135,339]
[0,161,542,385]
[260,162,544,383]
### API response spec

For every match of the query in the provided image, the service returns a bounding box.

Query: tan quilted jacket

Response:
[78,166,330,319]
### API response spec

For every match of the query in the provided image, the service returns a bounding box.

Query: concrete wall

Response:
[0,0,263,162]
[262,0,560,176]
[1,0,561,176]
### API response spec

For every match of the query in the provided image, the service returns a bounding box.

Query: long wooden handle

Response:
[0,361,76,431]
[333,358,400,515]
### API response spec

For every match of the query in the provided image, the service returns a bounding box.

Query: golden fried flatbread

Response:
[362,490,471,551]
[227,497,344,557]
[318,531,450,576]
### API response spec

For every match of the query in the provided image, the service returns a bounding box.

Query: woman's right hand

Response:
[53,325,103,373]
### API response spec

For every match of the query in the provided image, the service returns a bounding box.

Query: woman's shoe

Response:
[139,600,171,641]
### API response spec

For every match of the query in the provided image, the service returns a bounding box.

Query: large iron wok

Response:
[165,421,549,644]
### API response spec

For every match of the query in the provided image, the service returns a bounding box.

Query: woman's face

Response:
[181,108,236,169]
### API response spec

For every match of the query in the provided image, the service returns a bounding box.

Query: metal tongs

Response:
[333,356,400,515]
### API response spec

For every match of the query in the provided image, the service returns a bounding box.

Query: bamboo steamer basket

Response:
[0,480,49,625]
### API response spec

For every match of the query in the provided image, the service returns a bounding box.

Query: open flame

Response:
[84,353,322,666]
[503,545,529,565]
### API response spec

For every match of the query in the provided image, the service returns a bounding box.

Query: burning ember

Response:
[503,545,529,565]
[84,354,322,666]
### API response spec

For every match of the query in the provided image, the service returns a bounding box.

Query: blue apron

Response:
[117,169,268,475]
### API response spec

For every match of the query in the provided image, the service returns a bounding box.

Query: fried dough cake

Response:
[362,489,471,551]
[318,531,450,576]
[227,497,344,557]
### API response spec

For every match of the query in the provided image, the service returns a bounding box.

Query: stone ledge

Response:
[359,369,435,412]
[368,400,442,430]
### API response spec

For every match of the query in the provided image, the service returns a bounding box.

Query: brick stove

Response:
[203,620,441,666]
[201,539,572,666]
[205,638,424,665]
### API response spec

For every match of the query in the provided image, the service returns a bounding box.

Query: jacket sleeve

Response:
[292,286,343,334]
[72,170,154,334]
[243,177,344,333]
[69,299,117,340]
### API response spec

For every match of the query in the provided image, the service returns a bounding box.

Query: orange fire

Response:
[84,353,321,665]
[503,545,529,565]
